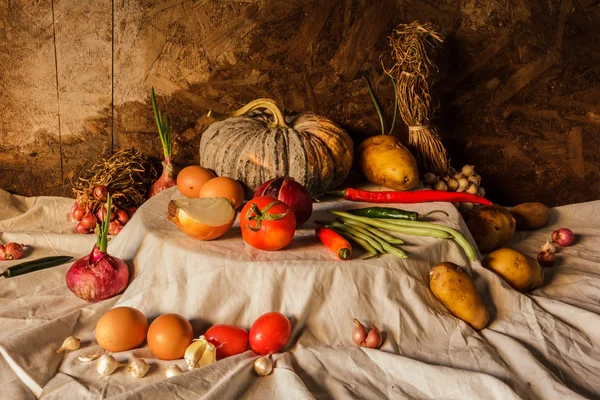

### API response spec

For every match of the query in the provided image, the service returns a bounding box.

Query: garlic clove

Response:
[541,239,556,254]
[457,178,469,192]
[465,184,478,195]
[453,172,464,180]
[184,336,217,370]
[165,364,184,378]
[254,354,273,377]
[78,352,103,363]
[447,178,459,191]
[433,180,448,191]
[56,336,81,353]
[128,359,151,378]
[96,354,127,377]
[477,187,486,197]
[423,172,437,185]
[461,165,475,177]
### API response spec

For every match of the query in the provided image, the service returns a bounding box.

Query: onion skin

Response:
[148,161,176,199]
[254,177,313,226]
[66,246,129,303]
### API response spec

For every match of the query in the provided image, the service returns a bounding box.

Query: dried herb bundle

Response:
[384,21,450,175]
[72,148,157,211]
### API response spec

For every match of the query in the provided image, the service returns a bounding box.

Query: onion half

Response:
[167,197,236,240]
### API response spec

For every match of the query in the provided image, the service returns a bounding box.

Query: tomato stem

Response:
[245,201,290,232]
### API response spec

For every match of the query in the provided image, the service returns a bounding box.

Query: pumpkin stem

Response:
[207,98,289,129]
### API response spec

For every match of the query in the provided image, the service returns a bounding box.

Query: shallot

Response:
[364,324,382,349]
[148,88,176,198]
[0,243,25,260]
[80,213,98,230]
[552,228,574,247]
[537,250,556,267]
[66,193,129,302]
[352,319,368,346]
[70,203,85,221]
[352,319,383,349]
[93,185,109,201]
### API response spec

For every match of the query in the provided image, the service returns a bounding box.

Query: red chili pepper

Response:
[329,188,492,205]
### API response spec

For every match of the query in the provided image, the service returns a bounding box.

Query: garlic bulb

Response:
[165,364,184,378]
[184,336,216,370]
[128,359,151,378]
[254,355,273,377]
[56,336,81,353]
[457,178,469,192]
[541,239,556,254]
[96,354,126,377]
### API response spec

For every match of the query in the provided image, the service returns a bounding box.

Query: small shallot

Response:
[0,243,25,260]
[364,324,382,349]
[352,319,368,346]
[537,250,556,267]
[552,228,574,247]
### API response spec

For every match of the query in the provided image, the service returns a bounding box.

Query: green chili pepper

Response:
[2,256,73,279]
[348,207,448,221]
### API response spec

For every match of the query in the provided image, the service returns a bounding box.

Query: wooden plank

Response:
[567,126,585,177]
[53,0,113,179]
[328,0,396,80]
[286,0,336,63]
[0,0,62,196]
[490,49,561,106]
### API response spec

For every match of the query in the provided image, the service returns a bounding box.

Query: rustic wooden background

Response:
[0,0,598,206]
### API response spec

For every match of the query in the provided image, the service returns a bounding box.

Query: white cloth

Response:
[0,187,598,399]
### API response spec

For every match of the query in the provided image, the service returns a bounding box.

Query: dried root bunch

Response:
[384,21,450,175]
[72,148,157,211]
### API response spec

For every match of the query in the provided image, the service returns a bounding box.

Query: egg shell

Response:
[177,166,216,198]
[198,176,245,209]
[95,307,148,352]
[147,313,194,360]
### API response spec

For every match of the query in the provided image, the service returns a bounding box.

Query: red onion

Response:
[66,194,129,302]
[108,220,123,236]
[75,223,90,234]
[70,203,85,221]
[148,160,176,198]
[254,176,313,226]
[93,185,109,201]
[80,213,98,230]
[537,250,556,267]
[0,243,25,260]
[116,209,129,225]
[552,228,574,247]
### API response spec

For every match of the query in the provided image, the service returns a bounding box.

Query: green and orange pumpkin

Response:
[199,99,354,197]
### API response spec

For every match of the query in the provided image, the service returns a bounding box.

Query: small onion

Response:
[551,228,574,247]
[537,250,556,267]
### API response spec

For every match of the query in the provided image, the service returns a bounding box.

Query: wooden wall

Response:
[1,0,599,206]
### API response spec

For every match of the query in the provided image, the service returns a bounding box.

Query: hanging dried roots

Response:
[72,148,157,212]
[383,21,450,175]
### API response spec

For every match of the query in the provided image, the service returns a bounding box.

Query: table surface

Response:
[0,187,599,400]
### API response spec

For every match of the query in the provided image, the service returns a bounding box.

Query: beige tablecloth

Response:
[0,187,598,399]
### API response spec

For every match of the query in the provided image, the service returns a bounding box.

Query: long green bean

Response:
[337,221,407,259]
[328,222,385,253]
[340,219,404,244]
[334,230,378,257]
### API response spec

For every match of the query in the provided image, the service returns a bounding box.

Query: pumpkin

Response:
[199,99,354,197]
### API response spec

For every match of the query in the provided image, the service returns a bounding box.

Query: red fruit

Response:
[249,312,292,355]
[254,177,313,226]
[205,324,249,359]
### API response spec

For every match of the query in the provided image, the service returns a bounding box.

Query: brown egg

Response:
[147,313,194,360]
[177,166,216,198]
[198,176,245,209]
[96,307,148,352]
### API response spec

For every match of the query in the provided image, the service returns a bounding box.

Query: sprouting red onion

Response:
[254,176,313,226]
[148,160,176,198]
[70,203,85,221]
[66,193,129,302]
[551,228,574,247]
[93,185,109,201]
[80,213,98,230]
[0,243,24,260]
[116,209,129,225]
[537,249,556,267]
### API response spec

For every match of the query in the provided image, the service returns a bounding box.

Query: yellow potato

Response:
[482,248,544,292]
[510,202,551,230]
[429,262,490,330]
[466,204,516,253]
[356,135,418,191]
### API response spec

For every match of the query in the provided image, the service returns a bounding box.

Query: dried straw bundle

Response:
[72,148,157,211]
[384,21,450,175]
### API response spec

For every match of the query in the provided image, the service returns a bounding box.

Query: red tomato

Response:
[249,312,292,355]
[240,196,296,251]
[204,324,249,359]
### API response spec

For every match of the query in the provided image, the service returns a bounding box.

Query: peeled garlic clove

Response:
[96,354,126,377]
[184,336,217,370]
[128,358,151,378]
[254,354,273,377]
[78,352,103,363]
[56,336,81,353]
[165,364,184,378]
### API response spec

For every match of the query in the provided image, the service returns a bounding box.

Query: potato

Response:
[356,135,418,191]
[510,202,551,230]
[429,262,490,330]
[466,204,516,253]
[482,248,544,292]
